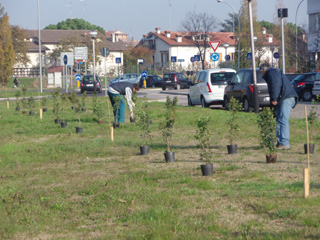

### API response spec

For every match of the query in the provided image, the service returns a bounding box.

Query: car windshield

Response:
[163,74,174,81]
[83,76,96,83]
[210,72,235,85]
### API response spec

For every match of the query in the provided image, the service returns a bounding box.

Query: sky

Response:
[1,0,308,40]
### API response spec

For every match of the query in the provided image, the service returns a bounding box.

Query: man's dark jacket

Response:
[262,68,298,105]
[109,82,134,95]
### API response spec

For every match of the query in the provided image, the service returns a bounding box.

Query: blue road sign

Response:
[141,71,147,78]
[116,57,121,64]
[178,59,185,62]
[210,52,219,62]
[171,56,177,63]
[274,52,280,59]
[75,74,81,80]
[63,55,68,65]
[247,52,252,60]
[194,55,200,62]
[225,55,231,61]
[190,57,195,63]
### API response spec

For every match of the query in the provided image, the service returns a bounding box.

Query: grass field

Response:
[0,91,320,240]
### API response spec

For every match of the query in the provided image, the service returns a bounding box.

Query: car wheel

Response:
[188,96,194,106]
[162,85,166,90]
[243,98,252,112]
[175,84,181,90]
[224,97,229,110]
[302,90,312,101]
[201,97,209,108]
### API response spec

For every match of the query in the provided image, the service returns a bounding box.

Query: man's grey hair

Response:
[259,62,271,71]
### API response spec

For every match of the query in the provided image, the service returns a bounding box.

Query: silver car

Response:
[188,68,236,108]
[110,73,141,84]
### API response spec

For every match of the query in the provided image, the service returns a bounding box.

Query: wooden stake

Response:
[304,168,310,199]
[38,90,42,119]
[40,108,43,119]
[7,100,9,109]
[304,106,310,199]
[107,96,114,141]
[110,126,114,142]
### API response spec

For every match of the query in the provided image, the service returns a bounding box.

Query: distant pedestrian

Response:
[107,82,139,123]
[13,77,19,88]
[259,62,298,150]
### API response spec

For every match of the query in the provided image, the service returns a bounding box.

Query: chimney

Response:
[155,27,161,34]
[261,27,266,34]
[176,34,182,43]
[112,33,119,42]
[165,30,171,38]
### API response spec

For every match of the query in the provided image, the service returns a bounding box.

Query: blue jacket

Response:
[262,68,298,106]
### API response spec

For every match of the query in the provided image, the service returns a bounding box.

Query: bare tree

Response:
[181,11,218,70]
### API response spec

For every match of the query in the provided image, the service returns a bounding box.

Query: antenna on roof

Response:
[168,0,172,29]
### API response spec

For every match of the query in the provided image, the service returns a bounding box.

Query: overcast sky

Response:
[2,0,308,40]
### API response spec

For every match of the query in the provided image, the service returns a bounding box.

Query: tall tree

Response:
[123,45,153,72]
[181,11,218,70]
[45,18,105,35]
[220,13,239,33]
[0,14,15,87]
[11,25,30,67]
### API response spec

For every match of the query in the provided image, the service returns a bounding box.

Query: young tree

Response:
[0,14,15,87]
[181,11,218,70]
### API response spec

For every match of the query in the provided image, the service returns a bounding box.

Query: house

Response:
[139,27,278,71]
[307,0,320,70]
[14,29,127,77]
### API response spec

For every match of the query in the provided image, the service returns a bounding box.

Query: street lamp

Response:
[278,8,288,74]
[295,0,305,73]
[89,30,97,93]
[217,0,241,70]
[37,0,43,93]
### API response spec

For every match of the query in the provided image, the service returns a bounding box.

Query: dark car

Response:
[224,68,270,112]
[80,74,102,93]
[161,72,192,90]
[291,72,317,101]
[139,75,162,88]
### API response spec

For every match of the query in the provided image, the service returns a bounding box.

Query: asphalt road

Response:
[138,88,320,119]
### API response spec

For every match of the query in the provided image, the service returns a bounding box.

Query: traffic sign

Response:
[75,74,81,80]
[74,47,88,60]
[63,55,68,65]
[60,52,74,66]
[137,58,145,64]
[209,41,221,52]
[190,57,195,63]
[225,55,231,61]
[194,55,200,62]
[100,47,110,57]
[178,59,185,62]
[171,56,177,63]
[274,52,280,59]
[247,52,252,60]
[116,58,121,64]
[210,52,219,62]
[141,71,148,77]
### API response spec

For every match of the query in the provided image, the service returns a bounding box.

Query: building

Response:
[14,29,127,77]
[307,0,320,69]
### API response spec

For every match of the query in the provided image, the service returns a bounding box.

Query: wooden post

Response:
[107,96,114,141]
[110,126,114,142]
[7,100,9,109]
[38,91,42,119]
[304,106,310,198]
[304,168,310,199]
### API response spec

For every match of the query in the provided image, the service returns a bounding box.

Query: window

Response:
[232,71,245,84]
[309,13,320,34]
[198,72,207,83]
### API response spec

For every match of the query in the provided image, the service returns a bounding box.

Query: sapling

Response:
[69,91,77,110]
[257,107,277,154]
[81,91,87,111]
[137,97,152,146]
[52,89,60,120]
[160,96,178,152]
[15,90,21,110]
[60,93,69,122]
[27,96,35,113]
[41,97,47,110]
[226,97,242,145]
[308,96,319,144]
[94,99,105,123]
[195,116,212,164]
[75,99,83,128]
[21,87,27,113]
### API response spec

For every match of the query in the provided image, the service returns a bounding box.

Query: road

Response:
[138,88,320,119]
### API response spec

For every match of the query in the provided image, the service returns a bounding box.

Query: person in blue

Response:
[259,63,298,150]
[107,82,139,124]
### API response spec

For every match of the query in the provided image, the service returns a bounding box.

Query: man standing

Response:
[107,82,139,124]
[259,63,298,150]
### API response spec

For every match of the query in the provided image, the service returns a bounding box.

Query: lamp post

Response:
[37,0,42,93]
[295,0,305,73]
[217,0,241,70]
[89,30,97,93]
[278,8,288,74]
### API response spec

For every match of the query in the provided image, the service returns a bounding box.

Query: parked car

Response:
[188,68,236,108]
[80,74,102,93]
[312,72,320,97]
[291,72,317,101]
[224,68,270,112]
[110,73,141,84]
[139,75,162,88]
[161,72,192,90]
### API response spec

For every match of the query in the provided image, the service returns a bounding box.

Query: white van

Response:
[312,73,320,97]
[188,68,236,108]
